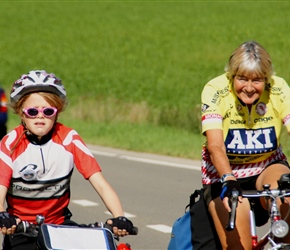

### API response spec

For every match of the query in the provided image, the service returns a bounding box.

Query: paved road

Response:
[69,145,202,250]
[69,145,269,250]
[0,144,269,249]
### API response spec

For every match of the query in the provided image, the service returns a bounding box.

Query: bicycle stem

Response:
[270,199,281,222]
[250,210,258,247]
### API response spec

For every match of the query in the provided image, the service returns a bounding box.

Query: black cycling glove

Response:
[0,212,17,228]
[220,180,242,200]
[107,216,133,232]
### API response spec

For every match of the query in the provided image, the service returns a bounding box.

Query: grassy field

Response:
[1,1,290,159]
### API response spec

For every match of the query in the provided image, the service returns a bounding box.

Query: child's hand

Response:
[106,216,133,236]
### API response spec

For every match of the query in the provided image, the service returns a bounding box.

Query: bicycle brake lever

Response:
[226,190,239,231]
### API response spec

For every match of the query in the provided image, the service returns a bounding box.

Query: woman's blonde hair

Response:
[225,41,274,83]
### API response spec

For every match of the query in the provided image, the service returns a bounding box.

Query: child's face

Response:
[21,93,57,139]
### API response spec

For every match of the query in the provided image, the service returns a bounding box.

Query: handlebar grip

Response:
[104,223,138,235]
[130,226,138,235]
[226,190,239,231]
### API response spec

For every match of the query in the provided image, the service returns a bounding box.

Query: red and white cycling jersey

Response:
[0,123,101,224]
[201,74,290,184]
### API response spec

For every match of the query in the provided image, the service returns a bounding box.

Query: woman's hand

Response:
[220,180,243,212]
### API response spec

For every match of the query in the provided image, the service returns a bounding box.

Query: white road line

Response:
[146,224,172,233]
[88,147,196,235]
[90,149,200,171]
[90,150,118,157]
[119,155,200,170]
[71,199,99,207]
[72,200,172,234]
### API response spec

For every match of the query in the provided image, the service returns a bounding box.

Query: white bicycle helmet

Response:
[10,70,66,104]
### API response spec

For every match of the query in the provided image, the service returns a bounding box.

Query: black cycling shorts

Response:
[203,160,290,227]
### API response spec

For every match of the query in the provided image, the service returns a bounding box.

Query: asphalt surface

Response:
[69,144,202,250]
[0,144,269,249]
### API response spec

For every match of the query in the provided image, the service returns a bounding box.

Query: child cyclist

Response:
[0,70,134,249]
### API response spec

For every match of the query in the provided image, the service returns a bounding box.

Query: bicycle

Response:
[227,173,290,250]
[13,215,138,250]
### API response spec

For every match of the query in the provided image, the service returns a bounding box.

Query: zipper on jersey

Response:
[247,105,252,125]
[39,146,46,174]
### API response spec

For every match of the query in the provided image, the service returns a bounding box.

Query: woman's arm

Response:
[206,129,235,180]
[206,129,241,211]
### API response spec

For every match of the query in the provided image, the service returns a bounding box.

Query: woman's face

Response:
[233,75,265,105]
[21,93,57,139]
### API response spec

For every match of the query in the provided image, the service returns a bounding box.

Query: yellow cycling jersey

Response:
[201,73,290,184]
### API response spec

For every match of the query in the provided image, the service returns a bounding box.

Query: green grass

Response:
[8,112,204,159]
[2,1,290,159]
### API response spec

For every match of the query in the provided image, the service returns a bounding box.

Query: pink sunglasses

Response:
[22,107,57,118]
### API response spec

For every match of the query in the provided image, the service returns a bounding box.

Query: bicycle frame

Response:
[229,185,290,250]
[249,204,282,250]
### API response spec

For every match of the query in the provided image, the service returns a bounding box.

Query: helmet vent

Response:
[27,76,35,83]
[43,76,50,83]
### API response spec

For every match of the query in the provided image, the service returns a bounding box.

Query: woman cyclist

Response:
[0,70,134,249]
[201,41,290,249]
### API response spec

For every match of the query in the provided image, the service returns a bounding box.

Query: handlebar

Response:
[16,221,37,236]
[16,219,138,236]
[225,186,290,231]
[103,223,138,235]
[242,189,290,199]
